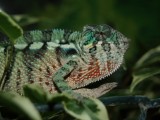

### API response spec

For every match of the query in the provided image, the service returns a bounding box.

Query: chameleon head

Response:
[81,24,128,77]
[81,24,129,62]
[66,24,129,89]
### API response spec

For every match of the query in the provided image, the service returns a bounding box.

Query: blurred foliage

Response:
[0,0,159,67]
[0,0,160,120]
[0,11,23,42]
[0,84,109,120]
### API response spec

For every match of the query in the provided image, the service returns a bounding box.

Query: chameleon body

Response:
[0,24,128,98]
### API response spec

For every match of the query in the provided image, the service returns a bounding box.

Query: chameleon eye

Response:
[94,25,112,41]
[94,31,107,40]
[82,24,112,51]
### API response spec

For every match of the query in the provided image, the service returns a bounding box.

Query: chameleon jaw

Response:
[71,55,124,89]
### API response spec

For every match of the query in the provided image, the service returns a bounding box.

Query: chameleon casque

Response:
[0,24,128,98]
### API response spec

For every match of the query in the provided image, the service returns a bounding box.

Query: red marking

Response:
[66,59,118,88]
[69,73,76,78]
[71,60,101,83]
[78,68,82,72]
[45,82,49,86]
[77,73,83,77]
[106,60,117,74]
[89,61,94,65]
[46,67,52,76]
[106,61,112,73]
[87,66,93,71]
[52,65,56,69]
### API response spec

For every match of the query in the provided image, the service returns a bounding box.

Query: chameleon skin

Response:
[0,25,128,98]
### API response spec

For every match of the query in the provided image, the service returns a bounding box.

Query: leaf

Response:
[23,84,109,120]
[0,11,23,43]
[23,84,51,104]
[13,14,40,27]
[63,98,109,120]
[19,84,109,120]
[0,92,42,120]
[130,67,160,92]
[23,84,73,104]
[134,46,160,69]
[85,98,109,120]
[130,46,160,92]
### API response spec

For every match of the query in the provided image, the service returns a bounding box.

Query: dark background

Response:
[0,0,160,119]
[1,0,160,66]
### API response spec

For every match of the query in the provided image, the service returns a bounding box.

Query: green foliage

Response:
[0,92,42,120]
[63,98,109,120]
[0,11,23,43]
[13,15,40,27]
[0,84,109,120]
[23,84,53,104]
[130,46,160,92]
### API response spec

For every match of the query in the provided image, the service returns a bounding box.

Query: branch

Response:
[35,96,160,120]
[100,96,160,120]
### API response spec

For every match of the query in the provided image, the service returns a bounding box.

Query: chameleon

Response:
[0,24,128,98]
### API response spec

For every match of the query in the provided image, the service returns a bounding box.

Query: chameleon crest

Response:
[0,24,128,98]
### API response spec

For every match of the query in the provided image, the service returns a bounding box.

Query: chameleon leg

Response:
[52,60,81,98]
[74,82,117,98]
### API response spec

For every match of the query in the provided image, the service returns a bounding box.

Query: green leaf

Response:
[23,84,72,104]
[13,14,40,27]
[130,46,160,92]
[23,84,51,103]
[85,98,109,120]
[130,67,160,92]
[63,98,109,120]
[134,46,160,69]
[49,93,72,103]
[0,92,42,120]
[0,11,23,42]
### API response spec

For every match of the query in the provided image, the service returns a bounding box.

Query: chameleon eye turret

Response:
[81,24,128,58]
